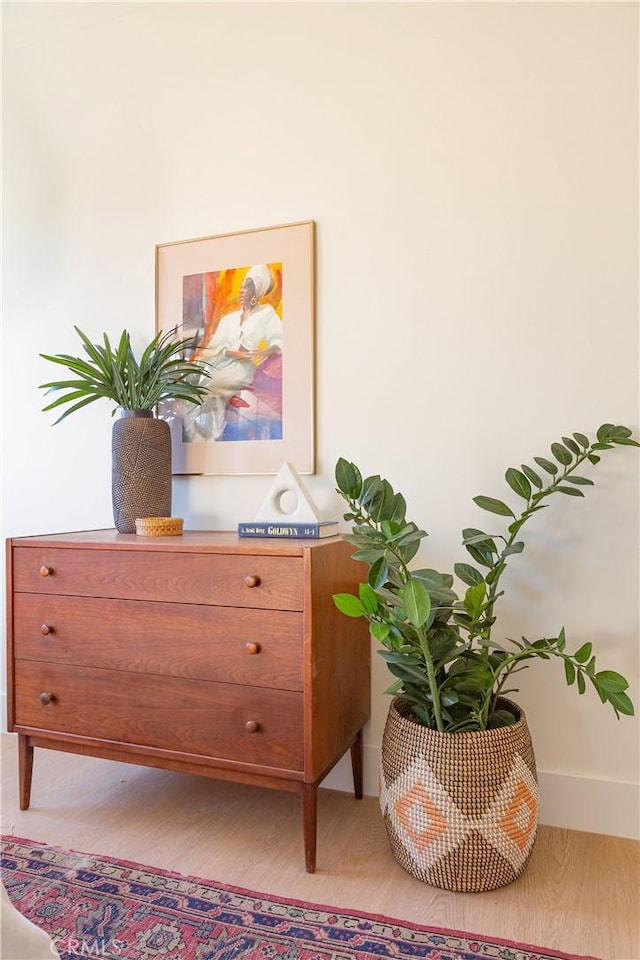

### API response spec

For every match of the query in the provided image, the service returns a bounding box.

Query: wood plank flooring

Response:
[1,733,637,959]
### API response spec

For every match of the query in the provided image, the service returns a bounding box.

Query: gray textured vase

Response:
[111,410,172,533]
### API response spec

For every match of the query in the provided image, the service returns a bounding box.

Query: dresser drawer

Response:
[12,548,304,610]
[14,662,304,771]
[12,595,303,690]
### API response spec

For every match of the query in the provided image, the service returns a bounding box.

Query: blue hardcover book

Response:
[237,521,339,539]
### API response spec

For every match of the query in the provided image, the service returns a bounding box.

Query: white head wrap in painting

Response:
[245,264,273,300]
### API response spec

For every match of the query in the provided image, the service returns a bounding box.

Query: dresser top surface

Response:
[8,529,345,556]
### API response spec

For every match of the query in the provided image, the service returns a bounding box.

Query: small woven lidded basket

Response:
[135,517,184,537]
[379,697,538,892]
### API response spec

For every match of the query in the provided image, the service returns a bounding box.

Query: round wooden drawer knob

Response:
[39,566,54,577]
[39,692,55,706]
[245,642,261,655]
[41,624,54,636]
[245,720,260,733]
[244,575,261,588]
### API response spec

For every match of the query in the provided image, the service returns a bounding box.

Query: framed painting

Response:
[156,220,315,475]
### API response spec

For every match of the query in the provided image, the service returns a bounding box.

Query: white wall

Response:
[2,2,638,838]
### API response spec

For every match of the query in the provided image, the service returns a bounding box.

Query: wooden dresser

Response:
[6,530,370,872]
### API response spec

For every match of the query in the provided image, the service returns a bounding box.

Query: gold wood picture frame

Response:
[156,220,315,476]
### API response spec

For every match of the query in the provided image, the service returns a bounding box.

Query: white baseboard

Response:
[323,744,640,840]
[536,770,639,840]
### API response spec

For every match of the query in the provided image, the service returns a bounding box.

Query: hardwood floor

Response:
[1,732,637,960]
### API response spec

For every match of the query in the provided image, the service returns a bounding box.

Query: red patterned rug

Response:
[1,835,599,960]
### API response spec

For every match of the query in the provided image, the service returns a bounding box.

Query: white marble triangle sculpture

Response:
[254,462,321,523]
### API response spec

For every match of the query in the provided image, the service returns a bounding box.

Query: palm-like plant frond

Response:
[40,326,210,423]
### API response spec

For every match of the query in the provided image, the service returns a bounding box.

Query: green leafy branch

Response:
[333,424,638,732]
[334,459,461,732]
[456,425,639,649]
[483,630,633,720]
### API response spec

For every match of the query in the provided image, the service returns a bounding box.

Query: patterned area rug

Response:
[1,835,599,960]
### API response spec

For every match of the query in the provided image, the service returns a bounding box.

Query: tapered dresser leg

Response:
[18,735,34,811]
[350,727,364,800]
[301,783,317,873]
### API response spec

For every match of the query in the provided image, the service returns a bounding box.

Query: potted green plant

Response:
[40,326,210,533]
[333,423,637,892]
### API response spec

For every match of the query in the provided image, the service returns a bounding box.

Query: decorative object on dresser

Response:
[238,461,338,539]
[39,327,209,533]
[238,521,340,539]
[333,423,638,892]
[5,530,370,872]
[135,516,184,537]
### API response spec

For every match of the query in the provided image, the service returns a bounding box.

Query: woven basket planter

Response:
[379,697,538,892]
[112,411,172,534]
